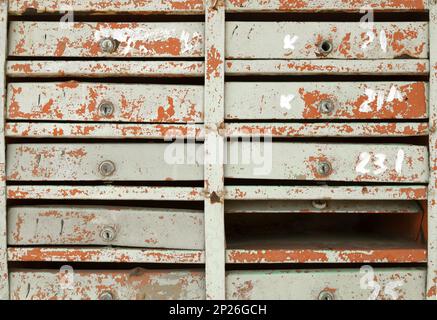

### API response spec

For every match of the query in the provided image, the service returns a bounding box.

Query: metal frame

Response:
[428,0,437,300]
[0,0,8,300]
[0,0,435,300]
[204,0,226,300]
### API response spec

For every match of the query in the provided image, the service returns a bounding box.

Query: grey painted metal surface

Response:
[7,82,204,123]
[10,269,206,300]
[226,82,428,120]
[226,22,428,59]
[0,0,434,301]
[427,0,437,300]
[204,0,226,300]
[9,22,204,58]
[0,0,8,300]
[8,206,204,249]
[227,269,426,300]
[6,143,204,181]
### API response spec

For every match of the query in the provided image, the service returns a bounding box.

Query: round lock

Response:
[99,160,116,177]
[98,101,114,117]
[99,291,114,300]
[100,226,117,242]
[318,40,333,55]
[319,100,335,114]
[318,291,335,300]
[312,200,328,210]
[317,161,332,176]
[99,38,117,53]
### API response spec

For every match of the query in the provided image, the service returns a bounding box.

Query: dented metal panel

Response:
[226,82,428,120]
[8,22,204,58]
[8,206,204,249]
[10,269,206,300]
[226,269,426,300]
[6,143,203,181]
[7,82,204,123]
[227,22,428,59]
[225,142,428,183]
[225,200,422,214]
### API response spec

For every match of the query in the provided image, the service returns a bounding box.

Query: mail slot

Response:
[226,82,428,120]
[8,206,204,249]
[226,22,428,59]
[226,269,426,300]
[8,22,204,58]
[10,269,205,300]
[7,82,204,123]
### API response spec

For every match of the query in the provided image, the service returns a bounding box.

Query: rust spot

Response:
[210,191,222,204]
[206,46,223,80]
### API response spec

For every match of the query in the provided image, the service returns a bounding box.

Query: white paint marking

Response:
[379,30,388,53]
[395,149,405,175]
[280,94,295,110]
[283,35,299,50]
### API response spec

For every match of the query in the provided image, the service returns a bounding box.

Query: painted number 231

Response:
[356,150,405,175]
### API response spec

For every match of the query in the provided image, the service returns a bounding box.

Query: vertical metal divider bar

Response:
[428,1,437,300]
[204,0,226,300]
[0,0,7,300]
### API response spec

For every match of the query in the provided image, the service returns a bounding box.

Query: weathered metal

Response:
[227,269,426,300]
[9,22,204,58]
[427,0,437,301]
[204,0,226,300]
[7,82,204,123]
[1,0,435,301]
[0,0,8,301]
[8,206,204,249]
[226,22,428,59]
[10,269,206,300]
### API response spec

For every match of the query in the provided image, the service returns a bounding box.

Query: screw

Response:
[317,161,332,176]
[98,101,115,117]
[99,38,117,53]
[319,100,335,114]
[98,160,116,177]
[100,226,116,242]
[318,291,335,300]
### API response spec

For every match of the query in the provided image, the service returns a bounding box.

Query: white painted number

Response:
[356,150,405,176]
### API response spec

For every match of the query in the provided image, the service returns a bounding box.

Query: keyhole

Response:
[100,226,116,242]
[318,291,335,300]
[319,100,335,114]
[317,161,332,176]
[99,160,116,177]
[98,101,114,117]
[319,40,333,55]
[99,38,117,53]
[99,291,114,300]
